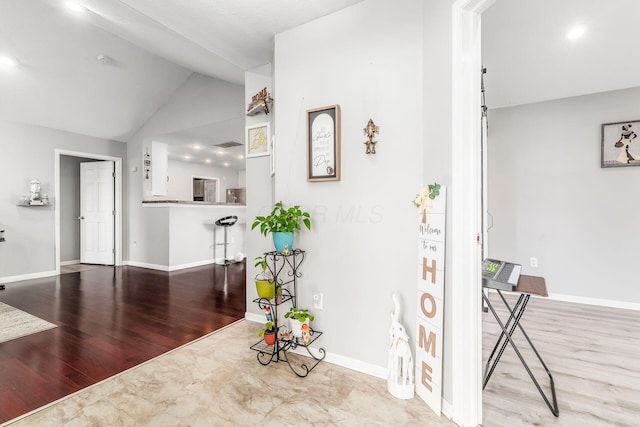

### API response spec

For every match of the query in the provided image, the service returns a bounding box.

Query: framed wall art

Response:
[601,120,640,168]
[307,104,341,181]
[246,122,271,158]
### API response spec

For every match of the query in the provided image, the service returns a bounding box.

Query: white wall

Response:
[127,73,244,266]
[0,120,126,279]
[167,159,238,201]
[272,0,423,371]
[244,63,274,311]
[488,87,640,304]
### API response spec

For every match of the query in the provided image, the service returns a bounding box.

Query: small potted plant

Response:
[284,307,314,340]
[251,202,311,253]
[258,321,276,346]
[254,256,274,300]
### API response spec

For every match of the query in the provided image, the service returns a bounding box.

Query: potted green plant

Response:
[258,321,276,346]
[284,307,314,340]
[254,256,274,300]
[251,202,311,253]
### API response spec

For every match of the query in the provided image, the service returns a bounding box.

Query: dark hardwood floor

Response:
[0,262,246,423]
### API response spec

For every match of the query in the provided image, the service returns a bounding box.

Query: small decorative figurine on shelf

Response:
[278,328,291,340]
[363,118,379,154]
[264,306,272,322]
[30,179,41,203]
[301,323,311,344]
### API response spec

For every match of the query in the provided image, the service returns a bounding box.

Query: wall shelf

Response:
[246,98,273,116]
[17,202,52,207]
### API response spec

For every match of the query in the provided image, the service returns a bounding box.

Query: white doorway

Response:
[451,0,495,425]
[80,161,115,265]
[55,150,123,274]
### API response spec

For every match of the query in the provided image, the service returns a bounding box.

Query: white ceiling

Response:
[482,0,640,108]
[0,0,366,158]
[1,0,637,162]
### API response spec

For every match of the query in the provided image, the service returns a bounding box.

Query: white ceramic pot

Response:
[290,318,308,338]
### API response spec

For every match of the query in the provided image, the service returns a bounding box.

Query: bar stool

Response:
[214,216,238,266]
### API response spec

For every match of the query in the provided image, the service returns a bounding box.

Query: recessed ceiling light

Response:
[237,154,244,159]
[216,150,224,156]
[205,159,211,164]
[223,162,230,167]
[183,154,191,160]
[66,1,85,12]
[193,144,201,150]
[567,25,585,40]
[0,55,18,67]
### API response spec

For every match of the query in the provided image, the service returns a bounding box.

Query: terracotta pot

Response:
[264,330,276,346]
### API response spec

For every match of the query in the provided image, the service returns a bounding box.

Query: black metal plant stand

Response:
[249,249,326,377]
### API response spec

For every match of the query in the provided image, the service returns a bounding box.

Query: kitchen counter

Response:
[134,202,246,270]
[142,200,245,206]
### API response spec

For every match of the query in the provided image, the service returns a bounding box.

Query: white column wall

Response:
[273,0,423,372]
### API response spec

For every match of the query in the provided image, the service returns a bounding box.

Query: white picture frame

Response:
[246,122,271,158]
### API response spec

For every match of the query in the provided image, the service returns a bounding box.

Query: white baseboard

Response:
[441,398,454,421]
[0,270,57,284]
[60,260,80,266]
[245,312,265,323]
[124,259,215,272]
[487,288,640,311]
[547,292,640,311]
[244,313,387,379]
[167,259,216,271]
[125,260,170,271]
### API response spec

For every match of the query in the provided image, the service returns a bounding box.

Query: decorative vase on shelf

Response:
[272,231,294,253]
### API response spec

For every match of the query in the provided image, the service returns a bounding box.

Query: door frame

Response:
[451,0,495,425]
[55,149,123,274]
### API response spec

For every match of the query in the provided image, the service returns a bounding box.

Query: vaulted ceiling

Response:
[0,0,366,143]
[2,0,638,146]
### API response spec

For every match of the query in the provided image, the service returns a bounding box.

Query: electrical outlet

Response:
[313,293,323,310]
[530,257,538,268]
[133,241,137,247]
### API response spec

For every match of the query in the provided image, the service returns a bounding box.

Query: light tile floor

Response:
[6,320,454,427]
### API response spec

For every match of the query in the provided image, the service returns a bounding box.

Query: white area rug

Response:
[0,302,57,344]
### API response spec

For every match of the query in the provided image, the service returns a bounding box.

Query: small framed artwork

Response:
[307,104,341,181]
[246,122,271,158]
[601,120,640,168]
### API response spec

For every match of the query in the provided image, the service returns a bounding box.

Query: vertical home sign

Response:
[415,185,446,415]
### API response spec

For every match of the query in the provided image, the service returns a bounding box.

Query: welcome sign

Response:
[415,185,446,415]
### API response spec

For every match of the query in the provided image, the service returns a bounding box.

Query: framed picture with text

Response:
[601,120,640,168]
[307,105,341,181]
[246,122,271,158]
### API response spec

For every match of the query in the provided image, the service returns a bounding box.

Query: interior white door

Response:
[80,161,115,265]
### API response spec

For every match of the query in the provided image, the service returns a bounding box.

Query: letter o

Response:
[420,292,436,318]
